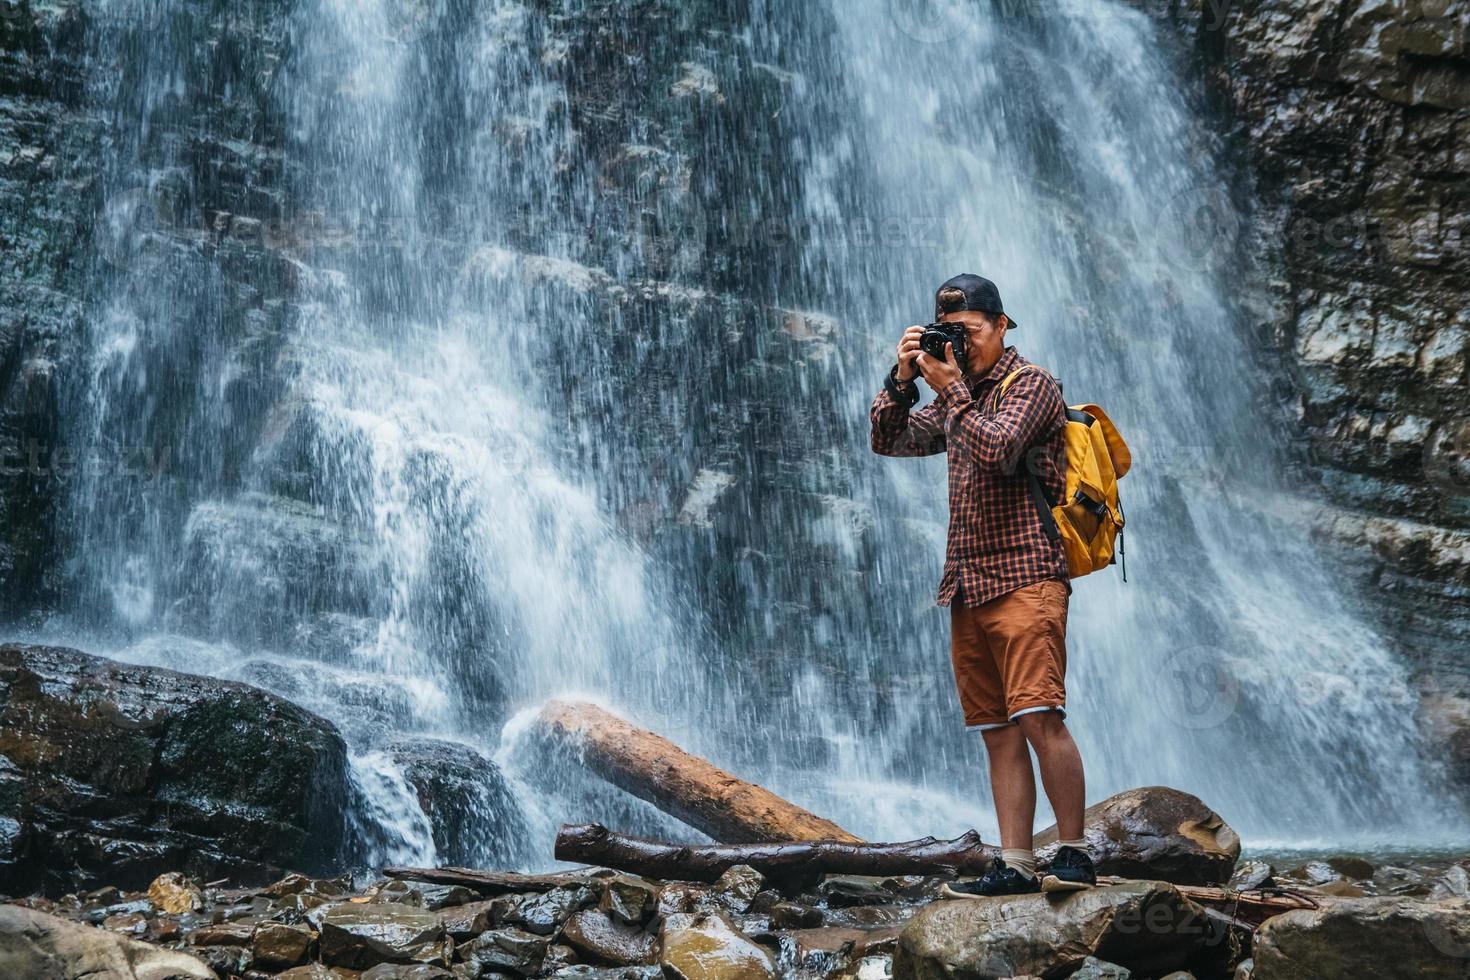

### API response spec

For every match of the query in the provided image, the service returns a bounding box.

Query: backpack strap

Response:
[989,365,1062,542]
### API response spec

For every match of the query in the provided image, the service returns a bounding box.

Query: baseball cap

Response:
[935,273,1018,329]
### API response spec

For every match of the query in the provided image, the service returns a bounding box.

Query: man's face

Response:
[940,310,1008,377]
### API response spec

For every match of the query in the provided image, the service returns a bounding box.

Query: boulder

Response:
[894,881,1216,979]
[660,910,775,979]
[1072,957,1132,979]
[602,877,657,926]
[318,903,452,969]
[1253,897,1470,979]
[458,926,551,977]
[0,643,353,895]
[253,921,315,970]
[561,907,659,966]
[388,737,530,868]
[502,884,600,936]
[0,904,214,979]
[147,872,204,914]
[1035,787,1240,885]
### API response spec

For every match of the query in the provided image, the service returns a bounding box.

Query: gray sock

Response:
[1001,848,1037,879]
[1058,838,1088,854]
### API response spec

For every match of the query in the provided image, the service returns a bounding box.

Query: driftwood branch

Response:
[552,822,995,882]
[383,867,596,895]
[1098,876,1330,925]
[536,699,861,845]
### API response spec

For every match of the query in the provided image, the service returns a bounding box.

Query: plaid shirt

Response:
[871,345,1070,607]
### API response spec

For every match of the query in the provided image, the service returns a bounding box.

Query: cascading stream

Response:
[41,0,1461,870]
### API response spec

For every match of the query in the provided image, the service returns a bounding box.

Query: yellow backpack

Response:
[993,366,1132,581]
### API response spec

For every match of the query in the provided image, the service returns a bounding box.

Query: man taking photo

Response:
[870,274,1096,897]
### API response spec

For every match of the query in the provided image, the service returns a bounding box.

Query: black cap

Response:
[936,273,1018,329]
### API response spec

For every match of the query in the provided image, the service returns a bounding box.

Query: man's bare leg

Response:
[1016,710,1086,840]
[980,725,1036,849]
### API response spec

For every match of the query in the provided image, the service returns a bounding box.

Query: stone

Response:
[502,884,599,936]
[1159,973,1197,980]
[1253,897,1470,979]
[711,865,764,910]
[820,876,891,908]
[253,921,315,970]
[408,883,478,910]
[1228,860,1274,891]
[0,904,215,979]
[102,912,148,936]
[148,872,204,914]
[361,965,457,980]
[1071,957,1132,979]
[660,910,775,980]
[767,900,823,929]
[656,883,722,919]
[388,737,530,868]
[318,903,451,969]
[601,877,656,926]
[0,643,352,895]
[894,881,1214,979]
[1429,861,1470,900]
[458,926,551,977]
[277,966,340,980]
[437,898,500,940]
[1034,787,1240,885]
[839,956,894,979]
[560,908,658,966]
[188,921,256,946]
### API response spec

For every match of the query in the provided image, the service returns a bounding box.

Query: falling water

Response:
[40,0,1460,870]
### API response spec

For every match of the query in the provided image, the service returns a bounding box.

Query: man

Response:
[870,274,1095,897]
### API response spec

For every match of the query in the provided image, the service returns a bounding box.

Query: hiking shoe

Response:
[1040,845,1097,893]
[941,859,1041,899]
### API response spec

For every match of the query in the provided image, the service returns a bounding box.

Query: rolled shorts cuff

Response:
[1007,703,1066,722]
[965,719,1013,732]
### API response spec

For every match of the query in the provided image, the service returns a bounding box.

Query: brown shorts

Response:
[949,578,1069,730]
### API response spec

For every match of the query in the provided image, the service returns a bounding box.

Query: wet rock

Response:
[602,877,656,926]
[1373,865,1428,897]
[767,899,823,929]
[660,910,775,979]
[1429,861,1470,900]
[561,908,658,966]
[1229,860,1275,891]
[656,883,722,919]
[820,876,891,908]
[1035,787,1240,885]
[102,911,149,936]
[544,942,581,971]
[1072,957,1132,979]
[712,865,764,911]
[0,643,352,895]
[361,965,457,980]
[189,921,256,946]
[194,943,252,976]
[148,872,205,914]
[389,737,529,868]
[277,965,340,980]
[0,904,217,980]
[408,883,478,910]
[1254,897,1470,979]
[503,884,599,936]
[1325,856,1375,881]
[1160,973,1197,980]
[839,955,894,979]
[458,926,551,977]
[549,967,661,979]
[1282,862,1341,887]
[318,903,451,969]
[254,921,315,970]
[437,898,500,940]
[894,881,1214,979]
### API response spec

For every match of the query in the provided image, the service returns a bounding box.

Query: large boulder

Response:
[0,643,353,895]
[893,881,1218,980]
[1253,897,1470,979]
[0,904,214,979]
[388,737,529,868]
[1035,787,1240,886]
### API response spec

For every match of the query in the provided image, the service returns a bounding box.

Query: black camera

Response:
[918,321,968,371]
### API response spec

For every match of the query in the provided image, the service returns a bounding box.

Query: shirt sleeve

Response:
[933,368,1063,474]
[870,386,947,458]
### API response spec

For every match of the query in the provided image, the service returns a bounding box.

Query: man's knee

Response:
[980,723,1027,755]
[1015,709,1068,744]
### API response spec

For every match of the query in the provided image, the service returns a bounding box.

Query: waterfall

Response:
[44,0,1459,869]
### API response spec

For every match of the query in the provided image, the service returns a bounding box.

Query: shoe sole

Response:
[1040,874,1094,893]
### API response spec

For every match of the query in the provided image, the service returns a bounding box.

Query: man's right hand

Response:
[895,325,925,382]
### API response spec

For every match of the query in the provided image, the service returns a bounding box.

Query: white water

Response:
[38,0,1460,868]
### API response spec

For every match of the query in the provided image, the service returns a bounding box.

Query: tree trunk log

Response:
[383,866,596,895]
[553,823,994,882]
[536,699,861,845]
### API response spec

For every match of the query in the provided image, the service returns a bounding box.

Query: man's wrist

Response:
[885,364,920,406]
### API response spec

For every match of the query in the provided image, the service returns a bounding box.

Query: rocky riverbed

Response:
[4,849,1470,979]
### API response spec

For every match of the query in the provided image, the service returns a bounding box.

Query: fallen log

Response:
[1097,875,1331,926]
[536,699,861,845]
[383,866,597,895]
[553,822,994,882]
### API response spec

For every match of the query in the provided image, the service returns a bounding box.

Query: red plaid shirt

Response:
[871,345,1070,607]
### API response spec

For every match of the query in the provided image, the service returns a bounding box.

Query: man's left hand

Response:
[916,342,962,392]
